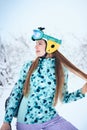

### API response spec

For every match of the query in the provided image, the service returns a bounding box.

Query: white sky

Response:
[0,0,87,41]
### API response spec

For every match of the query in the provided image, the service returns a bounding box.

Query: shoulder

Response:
[20,60,33,74]
[22,60,33,69]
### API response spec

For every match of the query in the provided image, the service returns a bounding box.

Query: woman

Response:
[0,28,87,130]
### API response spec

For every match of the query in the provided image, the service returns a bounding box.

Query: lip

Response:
[36,50,40,53]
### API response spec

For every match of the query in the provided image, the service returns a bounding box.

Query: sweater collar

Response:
[38,57,55,67]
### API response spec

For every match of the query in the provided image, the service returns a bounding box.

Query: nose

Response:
[35,44,39,49]
[35,45,37,49]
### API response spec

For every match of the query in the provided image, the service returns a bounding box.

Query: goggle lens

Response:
[32,30,43,40]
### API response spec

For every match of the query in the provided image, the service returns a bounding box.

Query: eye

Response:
[51,45,55,48]
[38,42,42,45]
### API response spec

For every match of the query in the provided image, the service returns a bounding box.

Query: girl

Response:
[1,28,87,130]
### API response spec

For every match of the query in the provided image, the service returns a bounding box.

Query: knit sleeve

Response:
[4,61,32,123]
[62,67,85,103]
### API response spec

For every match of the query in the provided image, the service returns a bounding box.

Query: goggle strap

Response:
[43,34,62,44]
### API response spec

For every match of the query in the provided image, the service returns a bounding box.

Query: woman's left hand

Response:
[81,82,87,94]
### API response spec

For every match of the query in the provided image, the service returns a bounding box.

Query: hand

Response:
[81,82,87,94]
[0,122,11,130]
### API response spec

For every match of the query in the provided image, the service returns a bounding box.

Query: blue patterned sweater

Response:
[4,58,85,124]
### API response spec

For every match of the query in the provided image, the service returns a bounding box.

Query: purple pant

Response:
[16,115,78,130]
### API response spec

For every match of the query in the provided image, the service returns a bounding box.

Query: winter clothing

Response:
[4,58,85,129]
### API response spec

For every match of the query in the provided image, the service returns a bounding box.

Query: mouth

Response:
[36,50,40,53]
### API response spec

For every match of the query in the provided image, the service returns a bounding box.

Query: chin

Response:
[36,52,41,57]
[36,52,46,57]
[36,54,41,57]
[36,54,44,58]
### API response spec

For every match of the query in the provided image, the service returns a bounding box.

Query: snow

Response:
[0,85,18,129]
[0,33,87,130]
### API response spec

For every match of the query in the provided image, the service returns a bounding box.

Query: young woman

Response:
[0,28,87,130]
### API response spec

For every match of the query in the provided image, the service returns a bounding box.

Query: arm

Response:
[62,67,85,103]
[0,123,11,130]
[3,61,32,124]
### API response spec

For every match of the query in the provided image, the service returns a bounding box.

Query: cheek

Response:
[40,50,45,55]
[42,50,46,55]
[42,46,46,53]
[43,45,46,51]
[40,48,46,56]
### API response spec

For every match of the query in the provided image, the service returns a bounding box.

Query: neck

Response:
[46,53,52,58]
[40,53,47,58]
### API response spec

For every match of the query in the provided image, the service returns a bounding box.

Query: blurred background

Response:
[0,0,87,129]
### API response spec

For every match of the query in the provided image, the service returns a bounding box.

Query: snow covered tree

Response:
[0,37,11,87]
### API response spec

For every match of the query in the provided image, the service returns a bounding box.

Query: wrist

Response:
[3,122,11,126]
[81,87,87,94]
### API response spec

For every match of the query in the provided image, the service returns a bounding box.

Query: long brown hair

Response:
[23,51,87,106]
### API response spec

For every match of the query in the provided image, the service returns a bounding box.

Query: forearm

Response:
[0,122,11,130]
[62,88,85,103]
[81,83,87,94]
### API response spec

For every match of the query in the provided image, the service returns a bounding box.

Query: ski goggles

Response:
[31,29,62,53]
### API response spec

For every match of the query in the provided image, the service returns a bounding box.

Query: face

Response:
[35,39,46,57]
